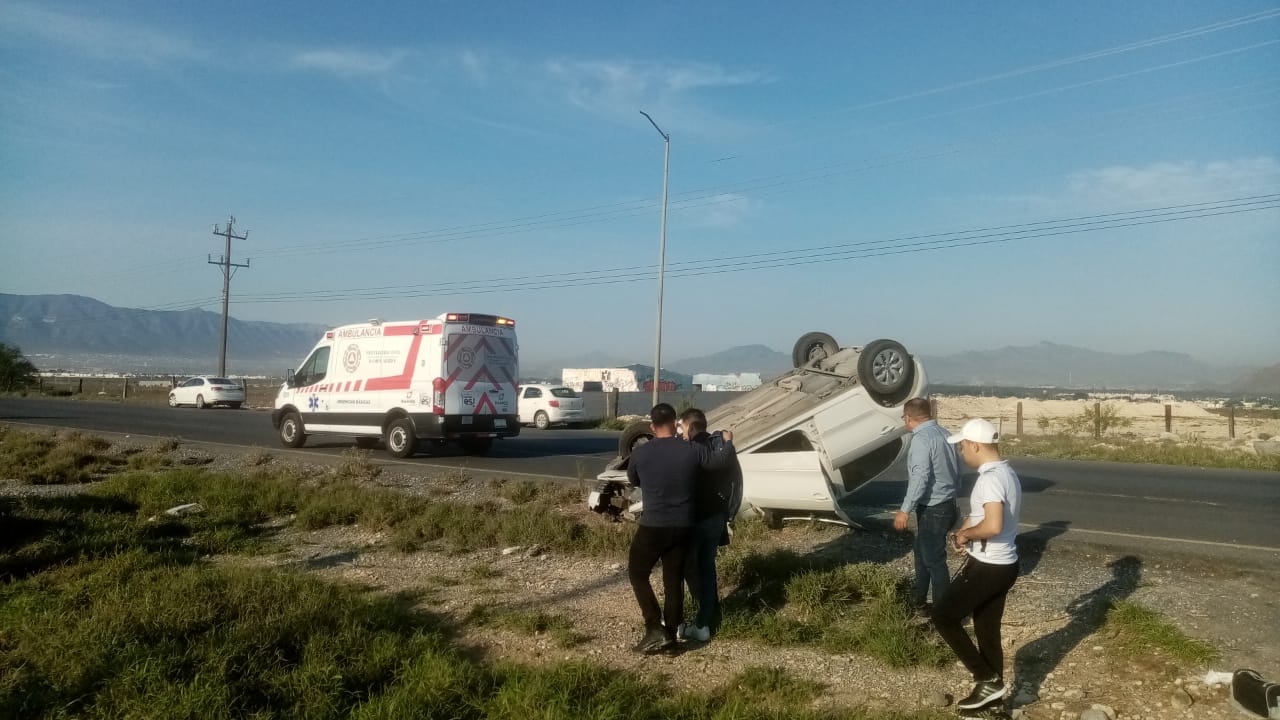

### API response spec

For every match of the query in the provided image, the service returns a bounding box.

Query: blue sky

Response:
[2,1,1278,368]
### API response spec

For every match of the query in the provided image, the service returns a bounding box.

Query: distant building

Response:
[693,372,763,392]
[562,368,640,392]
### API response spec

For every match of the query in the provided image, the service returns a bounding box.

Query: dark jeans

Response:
[683,513,725,629]
[932,556,1020,682]
[912,500,958,606]
[628,524,691,635]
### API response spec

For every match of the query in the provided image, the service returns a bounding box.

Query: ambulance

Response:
[271,313,519,457]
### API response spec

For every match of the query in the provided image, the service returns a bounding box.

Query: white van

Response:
[271,313,519,457]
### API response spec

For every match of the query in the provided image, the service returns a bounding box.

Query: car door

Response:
[519,386,543,423]
[175,378,200,405]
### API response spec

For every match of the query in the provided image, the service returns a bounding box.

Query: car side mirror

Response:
[285,369,295,387]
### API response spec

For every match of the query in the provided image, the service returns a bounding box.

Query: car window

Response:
[524,387,542,398]
[550,388,577,398]
[210,378,235,385]
[295,346,331,387]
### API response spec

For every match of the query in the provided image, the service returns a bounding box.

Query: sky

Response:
[1,1,1278,369]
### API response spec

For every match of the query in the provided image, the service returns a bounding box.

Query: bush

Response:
[1058,403,1133,436]
[0,342,39,391]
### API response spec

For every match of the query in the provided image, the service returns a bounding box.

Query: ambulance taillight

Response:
[432,377,446,415]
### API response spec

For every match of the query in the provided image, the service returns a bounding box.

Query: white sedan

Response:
[169,376,246,409]
[518,384,592,429]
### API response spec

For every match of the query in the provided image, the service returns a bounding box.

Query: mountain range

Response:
[1,294,1273,393]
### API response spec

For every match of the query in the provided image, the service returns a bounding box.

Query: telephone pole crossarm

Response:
[210,216,251,376]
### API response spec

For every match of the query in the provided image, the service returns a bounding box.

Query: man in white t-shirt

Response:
[931,418,1023,712]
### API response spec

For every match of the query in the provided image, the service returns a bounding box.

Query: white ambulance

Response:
[271,313,519,457]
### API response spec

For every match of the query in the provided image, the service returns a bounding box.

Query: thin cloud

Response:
[544,58,771,139]
[290,48,411,78]
[1065,157,1280,205]
[0,2,205,65]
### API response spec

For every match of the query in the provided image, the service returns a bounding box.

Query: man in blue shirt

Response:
[893,397,961,613]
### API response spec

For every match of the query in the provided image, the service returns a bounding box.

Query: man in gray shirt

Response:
[893,397,961,612]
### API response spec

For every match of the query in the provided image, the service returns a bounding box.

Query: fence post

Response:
[1165,404,1172,433]
[1228,405,1236,440]
[38,376,43,393]
[1094,402,1101,439]
[930,397,939,419]
[77,378,83,394]
[1016,402,1023,437]
[121,378,128,400]
[608,388,620,419]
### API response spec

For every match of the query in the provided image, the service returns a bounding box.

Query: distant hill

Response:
[1232,363,1280,396]
[665,344,792,378]
[920,341,1235,390]
[1,293,323,374]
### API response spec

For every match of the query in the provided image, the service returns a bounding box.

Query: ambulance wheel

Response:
[354,436,379,450]
[385,419,417,459]
[279,411,307,448]
[196,394,208,409]
[618,420,654,459]
[459,437,492,456]
[857,339,914,402]
[792,332,839,367]
[167,393,178,407]
[534,411,550,430]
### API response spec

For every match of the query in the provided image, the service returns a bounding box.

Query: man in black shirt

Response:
[627,403,735,654]
[679,407,743,643]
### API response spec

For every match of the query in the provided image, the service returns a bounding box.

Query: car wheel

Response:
[279,411,307,448]
[354,436,378,450]
[458,437,492,455]
[792,332,839,368]
[857,339,914,401]
[385,418,417,459]
[534,411,550,430]
[618,420,654,459]
[168,393,178,407]
[196,394,208,409]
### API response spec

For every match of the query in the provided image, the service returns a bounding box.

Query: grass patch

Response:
[716,551,949,668]
[1006,434,1280,471]
[722,666,825,709]
[467,604,588,648]
[0,428,120,484]
[1104,600,1220,666]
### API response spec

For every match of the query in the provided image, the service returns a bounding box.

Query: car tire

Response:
[354,436,378,450]
[792,332,839,368]
[534,411,550,430]
[168,393,178,408]
[385,418,417,459]
[196,394,208,409]
[279,411,307,448]
[618,420,654,459]
[857,338,914,402]
[458,437,492,456]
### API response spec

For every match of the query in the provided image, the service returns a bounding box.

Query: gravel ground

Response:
[4,429,1278,719]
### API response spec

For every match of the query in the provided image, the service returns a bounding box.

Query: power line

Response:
[228,194,1280,303]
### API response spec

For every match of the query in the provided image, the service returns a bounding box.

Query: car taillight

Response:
[549,400,560,408]
[210,386,224,391]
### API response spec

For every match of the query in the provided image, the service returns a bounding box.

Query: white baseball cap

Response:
[947,418,999,444]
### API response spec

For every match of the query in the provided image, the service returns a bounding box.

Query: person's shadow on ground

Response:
[1011,555,1143,704]
[1015,520,1072,577]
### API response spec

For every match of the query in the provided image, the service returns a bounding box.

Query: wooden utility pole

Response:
[210,216,250,376]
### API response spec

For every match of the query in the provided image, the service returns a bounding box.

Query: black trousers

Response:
[628,524,690,634]
[931,556,1019,682]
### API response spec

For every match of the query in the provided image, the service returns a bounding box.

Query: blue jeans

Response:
[913,500,958,606]
[684,513,725,630]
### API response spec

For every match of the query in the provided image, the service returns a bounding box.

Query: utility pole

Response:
[209,216,249,376]
[639,110,670,408]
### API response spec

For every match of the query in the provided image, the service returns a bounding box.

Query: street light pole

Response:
[640,110,669,409]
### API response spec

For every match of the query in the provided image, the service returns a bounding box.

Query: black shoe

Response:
[631,628,673,654]
[956,679,1006,710]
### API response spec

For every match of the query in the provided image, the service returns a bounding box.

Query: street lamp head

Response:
[639,110,669,141]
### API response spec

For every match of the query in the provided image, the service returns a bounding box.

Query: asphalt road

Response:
[3,397,1278,560]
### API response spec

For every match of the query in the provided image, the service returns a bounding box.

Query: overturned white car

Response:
[587,334,925,527]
